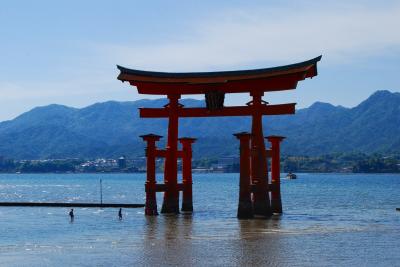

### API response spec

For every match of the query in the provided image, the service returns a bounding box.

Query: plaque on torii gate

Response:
[117,55,321,217]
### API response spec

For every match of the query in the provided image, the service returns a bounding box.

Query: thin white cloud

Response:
[102,2,400,71]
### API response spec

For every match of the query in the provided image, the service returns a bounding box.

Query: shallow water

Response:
[0,173,399,266]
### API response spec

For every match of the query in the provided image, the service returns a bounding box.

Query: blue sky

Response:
[0,0,399,121]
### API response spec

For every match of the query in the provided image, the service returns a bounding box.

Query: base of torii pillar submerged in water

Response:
[234,132,286,219]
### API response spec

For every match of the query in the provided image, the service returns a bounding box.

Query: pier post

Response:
[234,132,254,219]
[141,134,162,216]
[249,92,272,217]
[266,136,285,214]
[179,137,196,212]
[161,94,181,214]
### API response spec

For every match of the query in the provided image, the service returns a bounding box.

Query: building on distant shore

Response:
[217,156,238,166]
[78,158,118,172]
[118,156,127,169]
[211,156,239,172]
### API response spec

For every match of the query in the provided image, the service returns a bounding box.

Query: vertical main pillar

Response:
[249,92,272,217]
[161,94,181,214]
[266,135,285,214]
[140,134,162,216]
[179,137,196,212]
[234,132,253,219]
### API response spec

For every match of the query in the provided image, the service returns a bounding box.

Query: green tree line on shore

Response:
[282,152,400,173]
[0,153,399,173]
[0,159,82,173]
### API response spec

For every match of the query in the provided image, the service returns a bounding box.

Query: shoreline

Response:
[1,171,400,175]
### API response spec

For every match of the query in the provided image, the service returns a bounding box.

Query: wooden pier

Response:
[0,202,144,208]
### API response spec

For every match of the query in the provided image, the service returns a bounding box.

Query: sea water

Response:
[0,173,399,266]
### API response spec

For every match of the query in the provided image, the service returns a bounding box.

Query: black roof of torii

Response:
[117,55,322,79]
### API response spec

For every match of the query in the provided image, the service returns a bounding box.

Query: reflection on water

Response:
[140,215,286,266]
[235,217,284,266]
[142,216,195,266]
[0,173,399,266]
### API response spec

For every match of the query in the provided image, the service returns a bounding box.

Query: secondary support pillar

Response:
[140,134,162,216]
[179,137,196,212]
[161,94,181,214]
[266,135,285,214]
[249,92,272,217]
[234,132,253,219]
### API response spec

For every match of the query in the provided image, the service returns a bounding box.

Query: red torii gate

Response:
[117,56,321,218]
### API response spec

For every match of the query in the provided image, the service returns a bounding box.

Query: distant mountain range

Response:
[0,90,399,159]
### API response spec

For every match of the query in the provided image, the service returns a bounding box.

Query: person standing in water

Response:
[69,208,74,222]
[118,208,122,220]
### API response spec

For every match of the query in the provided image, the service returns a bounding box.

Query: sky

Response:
[0,0,399,121]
